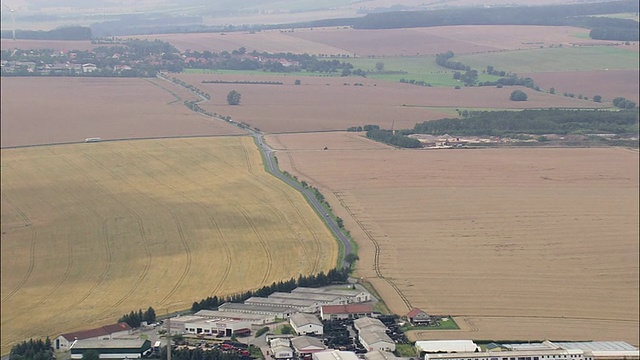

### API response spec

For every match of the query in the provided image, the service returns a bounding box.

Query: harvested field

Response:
[0,39,96,51]
[138,26,611,57]
[287,26,616,56]
[0,77,244,147]
[136,30,351,55]
[172,73,605,134]
[521,70,640,103]
[0,137,337,355]
[268,131,639,344]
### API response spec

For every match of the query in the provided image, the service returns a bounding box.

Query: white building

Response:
[165,316,203,334]
[218,302,298,318]
[270,338,294,360]
[320,304,373,320]
[81,63,97,73]
[245,296,321,313]
[422,349,584,360]
[313,350,359,360]
[359,331,395,352]
[194,309,275,325]
[291,336,327,357]
[184,318,251,337]
[292,287,371,303]
[290,313,323,335]
[269,291,351,305]
[415,340,479,354]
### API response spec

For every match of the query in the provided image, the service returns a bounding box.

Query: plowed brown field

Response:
[140,25,617,57]
[522,70,640,103]
[172,74,605,133]
[0,77,244,147]
[267,131,639,344]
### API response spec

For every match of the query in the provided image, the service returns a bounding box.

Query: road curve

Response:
[249,131,353,268]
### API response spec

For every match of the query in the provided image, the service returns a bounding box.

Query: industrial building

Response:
[165,315,204,334]
[292,287,371,304]
[364,350,400,360]
[353,317,386,333]
[183,318,251,337]
[218,302,298,318]
[289,313,324,335]
[70,339,151,359]
[415,340,480,354]
[194,309,275,325]
[418,341,639,360]
[312,350,359,360]
[320,304,374,320]
[55,323,133,351]
[269,291,352,305]
[245,296,321,313]
[358,330,395,352]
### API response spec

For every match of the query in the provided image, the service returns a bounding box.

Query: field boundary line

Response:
[332,191,412,312]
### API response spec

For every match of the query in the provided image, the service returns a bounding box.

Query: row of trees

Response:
[10,338,54,360]
[191,267,351,312]
[347,124,381,132]
[366,128,422,148]
[118,307,157,328]
[413,109,639,136]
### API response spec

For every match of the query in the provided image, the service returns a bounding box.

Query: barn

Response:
[54,323,132,351]
[291,336,327,358]
[320,304,373,320]
[290,313,323,336]
[359,331,395,352]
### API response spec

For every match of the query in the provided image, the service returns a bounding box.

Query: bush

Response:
[593,95,602,102]
[510,90,528,101]
[255,327,269,338]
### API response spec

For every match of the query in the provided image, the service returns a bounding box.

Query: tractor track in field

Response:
[0,192,36,304]
[71,151,153,312]
[54,153,117,309]
[333,191,412,312]
[238,138,321,273]
[236,205,273,287]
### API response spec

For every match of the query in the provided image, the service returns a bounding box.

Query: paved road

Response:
[250,131,353,268]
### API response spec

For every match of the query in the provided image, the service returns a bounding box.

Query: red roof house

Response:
[406,308,432,325]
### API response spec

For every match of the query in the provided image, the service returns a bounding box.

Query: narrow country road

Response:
[249,130,354,268]
[155,73,354,268]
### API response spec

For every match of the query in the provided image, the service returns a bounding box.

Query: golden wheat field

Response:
[0,137,338,355]
[267,131,639,344]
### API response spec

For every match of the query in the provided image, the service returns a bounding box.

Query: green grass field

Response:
[455,46,640,73]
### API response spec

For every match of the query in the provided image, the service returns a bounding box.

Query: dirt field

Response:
[521,70,640,103]
[267,131,639,344]
[0,77,244,147]
[171,73,605,134]
[0,137,338,355]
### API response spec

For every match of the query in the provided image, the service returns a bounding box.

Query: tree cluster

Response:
[347,124,380,132]
[399,78,433,87]
[510,90,528,101]
[118,307,156,328]
[613,97,637,109]
[413,109,640,136]
[366,129,422,148]
[1,26,91,40]
[435,51,469,71]
[191,268,350,312]
[227,90,241,105]
[10,338,54,360]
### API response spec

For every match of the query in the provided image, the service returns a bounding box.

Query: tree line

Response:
[352,0,639,40]
[0,26,91,40]
[413,109,639,136]
[161,346,245,360]
[366,128,422,148]
[118,307,157,328]
[191,268,351,312]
